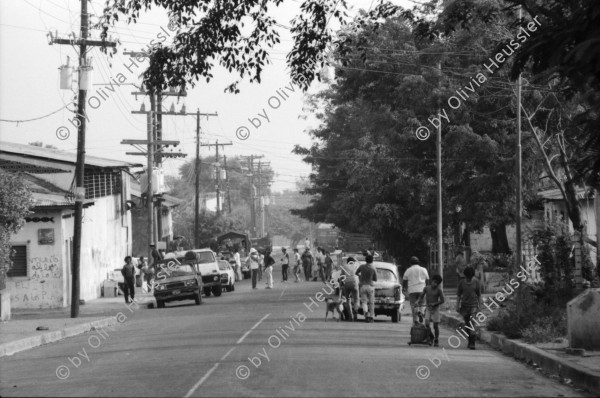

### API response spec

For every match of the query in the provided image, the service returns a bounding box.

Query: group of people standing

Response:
[300,247,334,283]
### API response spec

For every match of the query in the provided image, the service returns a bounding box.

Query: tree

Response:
[442,0,600,187]
[165,154,274,246]
[101,0,356,93]
[267,190,313,247]
[0,170,32,288]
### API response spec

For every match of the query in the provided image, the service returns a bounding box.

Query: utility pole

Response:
[515,7,523,275]
[437,61,444,282]
[240,155,264,238]
[201,140,232,217]
[49,0,116,318]
[224,155,232,214]
[255,160,271,237]
[258,161,262,237]
[195,110,201,248]
[129,76,216,249]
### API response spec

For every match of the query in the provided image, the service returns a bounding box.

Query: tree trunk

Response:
[490,223,510,254]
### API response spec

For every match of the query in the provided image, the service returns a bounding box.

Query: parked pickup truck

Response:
[153,258,203,309]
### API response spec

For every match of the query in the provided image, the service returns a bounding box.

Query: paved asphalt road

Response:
[0,267,589,397]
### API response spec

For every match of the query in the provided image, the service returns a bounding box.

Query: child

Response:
[417,274,445,347]
[456,266,481,350]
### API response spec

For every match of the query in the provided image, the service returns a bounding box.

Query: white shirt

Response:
[403,265,429,294]
[234,252,241,267]
[247,254,260,270]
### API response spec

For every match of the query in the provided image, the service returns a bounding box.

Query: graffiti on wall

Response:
[30,255,62,281]
[11,279,62,307]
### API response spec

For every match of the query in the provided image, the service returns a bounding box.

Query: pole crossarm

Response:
[121,139,181,146]
[50,38,117,48]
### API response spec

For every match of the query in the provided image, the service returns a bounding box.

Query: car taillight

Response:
[394,286,400,300]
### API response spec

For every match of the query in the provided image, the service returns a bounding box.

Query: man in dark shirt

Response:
[301,248,314,282]
[121,256,136,304]
[456,266,481,349]
[355,254,378,323]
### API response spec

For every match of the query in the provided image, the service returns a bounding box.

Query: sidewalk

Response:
[438,296,600,396]
[0,290,154,357]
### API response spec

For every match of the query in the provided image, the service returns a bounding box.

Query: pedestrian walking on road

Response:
[314,247,324,282]
[456,266,481,350]
[324,251,333,281]
[402,256,430,325]
[417,274,445,347]
[301,248,313,281]
[258,250,264,281]
[121,256,136,304]
[247,248,261,289]
[340,257,360,321]
[281,247,290,282]
[293,248,302,282]
[356,254,378,323]
[264,249,275,289]
[234,247,242,281]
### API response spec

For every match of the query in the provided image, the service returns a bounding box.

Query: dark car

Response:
[153,259,203,308]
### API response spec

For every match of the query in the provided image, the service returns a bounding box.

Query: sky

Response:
[0,0,412,192]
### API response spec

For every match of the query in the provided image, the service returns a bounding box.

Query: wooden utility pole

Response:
[515,7,523,274]
[437,61,443,281]
[224,155,232,214]
[195,110,201,248]
[201,140,232,217]
[240,155,264,238]
[129,77,216,249]
[49,0,116,318]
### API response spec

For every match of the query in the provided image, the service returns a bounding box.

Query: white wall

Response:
[79,193,131,301]
[7,209,65,309]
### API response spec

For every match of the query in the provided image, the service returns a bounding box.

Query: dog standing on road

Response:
[325,296,347,322]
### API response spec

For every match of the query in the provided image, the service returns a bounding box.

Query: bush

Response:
[521,313,567,344]
[485,284,568,342]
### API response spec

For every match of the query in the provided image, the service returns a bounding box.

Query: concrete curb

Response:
[440,312,600,395]
[0,316,118,358]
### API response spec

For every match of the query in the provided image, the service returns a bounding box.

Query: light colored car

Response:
[218,260,235,292]
[356,261,405,323]
[174,249,222,297]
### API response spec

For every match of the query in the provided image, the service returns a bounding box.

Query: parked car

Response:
[174,249,222,297]
[218,260,236,292]
[153,260,202,308]
[356,262,405,323]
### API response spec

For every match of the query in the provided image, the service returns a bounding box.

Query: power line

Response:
[0,103,74,124]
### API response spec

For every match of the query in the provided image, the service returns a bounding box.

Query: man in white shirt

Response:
[402,256,430,325]
[246,248,260,289]
[233,247,242,281]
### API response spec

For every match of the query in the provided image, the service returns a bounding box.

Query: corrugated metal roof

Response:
[0,141,142,169]
[538,187,593,201]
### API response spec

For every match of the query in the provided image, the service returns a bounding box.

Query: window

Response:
[8,245,27,277]
[83,170,122,199]
[376,268,398,282]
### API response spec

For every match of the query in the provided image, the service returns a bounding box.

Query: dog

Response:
[325,296,346,322]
